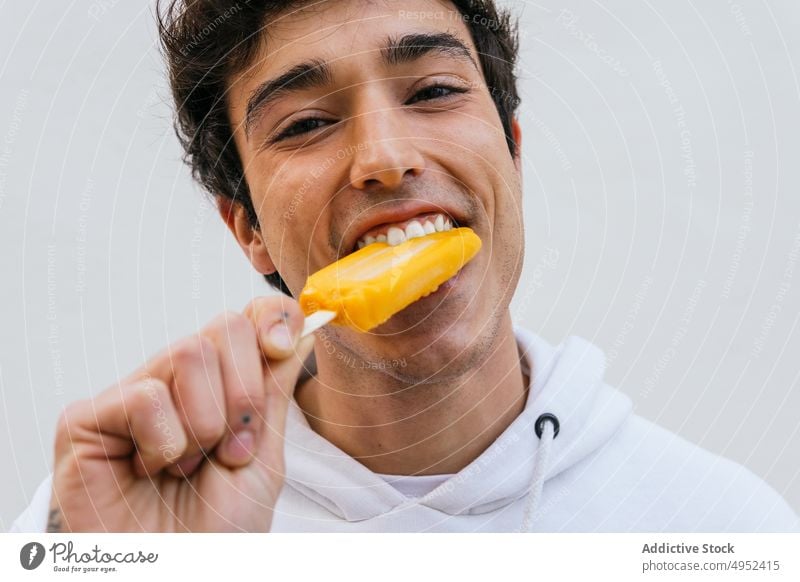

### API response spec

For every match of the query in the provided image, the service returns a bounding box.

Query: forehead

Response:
[244,0,476,79]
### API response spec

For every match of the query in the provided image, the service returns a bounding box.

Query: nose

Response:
[348,102,425,191]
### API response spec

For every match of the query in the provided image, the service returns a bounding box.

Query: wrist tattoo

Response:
[46,507,63,533]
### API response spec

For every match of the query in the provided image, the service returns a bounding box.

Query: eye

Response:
[272,117,332,142]
[406,84,467,105]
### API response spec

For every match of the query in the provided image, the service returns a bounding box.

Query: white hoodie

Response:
[10,327,799,533]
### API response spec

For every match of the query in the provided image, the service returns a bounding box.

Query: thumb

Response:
[254,332,315,472]
[242,295,316,472]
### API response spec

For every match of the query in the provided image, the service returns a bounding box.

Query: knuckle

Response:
[143,375,170,394]
[207,310,238,330]
[220,311,256,341]
[56,445,84,477]
[249,295,278,311]
[53,400,94,460]
[188,414,226,446]
[253,295,291,318]
[233,392,266,416]
[55,401,83,442]
[132,377,168,409]
[170,335,217,370]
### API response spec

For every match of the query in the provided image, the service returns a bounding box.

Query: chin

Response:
[370,321,501,385]
[360,292,504,385]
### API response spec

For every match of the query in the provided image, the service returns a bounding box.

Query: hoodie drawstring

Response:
[521,413,560,532]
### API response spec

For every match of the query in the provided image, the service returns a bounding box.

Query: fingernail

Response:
[269,323,295,351]
[225,430,255,461]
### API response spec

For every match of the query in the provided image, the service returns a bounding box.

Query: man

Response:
[11,0,798,532]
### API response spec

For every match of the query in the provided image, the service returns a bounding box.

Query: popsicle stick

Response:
[301,310,337,338]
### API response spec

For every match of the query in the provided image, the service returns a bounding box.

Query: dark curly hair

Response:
[156,0,520,295]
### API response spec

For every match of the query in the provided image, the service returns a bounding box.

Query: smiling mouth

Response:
[352,212,458,254]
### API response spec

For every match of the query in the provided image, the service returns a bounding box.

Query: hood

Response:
[282,327,632,521]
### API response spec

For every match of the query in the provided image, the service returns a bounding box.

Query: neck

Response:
[295,314,529,475]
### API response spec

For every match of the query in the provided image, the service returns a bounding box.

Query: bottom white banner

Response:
[1,533,797,581]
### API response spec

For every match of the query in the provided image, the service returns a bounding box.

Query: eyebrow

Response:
[244,32,478,138]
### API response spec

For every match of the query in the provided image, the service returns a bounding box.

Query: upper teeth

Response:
[356,213,453,249]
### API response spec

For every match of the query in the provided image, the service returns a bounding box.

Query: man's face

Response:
[227,0,524,381]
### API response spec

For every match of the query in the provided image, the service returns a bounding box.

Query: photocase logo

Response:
[20,542,46,570]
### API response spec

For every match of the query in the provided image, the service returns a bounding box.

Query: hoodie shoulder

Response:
[513,329,798,532]
[599,413,799,532]
[8,474,52,533]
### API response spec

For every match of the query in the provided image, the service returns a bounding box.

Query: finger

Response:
[140,335,226,477]
[243,295,305,360]
[200,311,265,468]
[243,296,314,474]
[60,377,189,478]
[255,333,315,474]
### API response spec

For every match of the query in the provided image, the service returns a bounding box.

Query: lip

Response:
[342,200,467,257]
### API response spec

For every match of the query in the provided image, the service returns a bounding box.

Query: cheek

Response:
[245,166,311,287]
[252,161,341,289]
[443,114,523,275]
[428,104,515,192]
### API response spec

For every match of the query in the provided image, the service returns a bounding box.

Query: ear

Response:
[216,196,276,275]
[511,117,523,174]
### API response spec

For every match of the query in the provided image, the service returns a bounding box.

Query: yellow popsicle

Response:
[299,227,481,332]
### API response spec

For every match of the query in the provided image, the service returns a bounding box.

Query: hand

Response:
[46,296,313,532]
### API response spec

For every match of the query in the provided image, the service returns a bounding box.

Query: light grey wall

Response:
[1,0,797,529]
[507,0,800,516]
